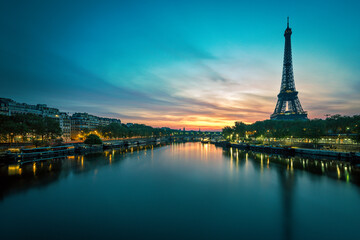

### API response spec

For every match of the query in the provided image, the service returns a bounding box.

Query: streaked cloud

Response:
[0,0,359,130]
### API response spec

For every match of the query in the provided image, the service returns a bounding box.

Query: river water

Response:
[0,142,359,240]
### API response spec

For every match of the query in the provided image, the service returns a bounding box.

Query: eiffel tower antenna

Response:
[287,16,289,28]
[270,18,308,121]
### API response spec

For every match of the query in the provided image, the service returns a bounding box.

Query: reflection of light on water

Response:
[245,153,248,165]
[151,147,154,164]
[236,149,239,167]
[336,165,341,179]
[223,147,355,185]
[8,165,22,175]
[110,150,115,165]
[33,162,36,175]
[230,147,233,170]
[344,166,350,183]
[202,143,209,161]
[286,158,289,171]
[81,156,84,168]
[49,164,52,171]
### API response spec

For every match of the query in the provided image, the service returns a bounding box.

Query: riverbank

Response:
[0,136,194,166]
[214,141,360,164]
[0,136,165,151]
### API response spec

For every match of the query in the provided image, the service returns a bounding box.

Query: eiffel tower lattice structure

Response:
[270,17,308,121]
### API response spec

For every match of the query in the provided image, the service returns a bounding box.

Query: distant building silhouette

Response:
[271,17,308,121]
[0,97,121,141]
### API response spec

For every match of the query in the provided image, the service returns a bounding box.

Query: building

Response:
[270,18,308,121]
[0,98,63,118]
[0,98,71,141]
[0,98,10,115]
[1,98,122,141]
[36,104,61,118]
[0,98,42,116]
[71,112,121,140]
[99,117,121,126]
[71,113,98,139]
[59,112,71,142]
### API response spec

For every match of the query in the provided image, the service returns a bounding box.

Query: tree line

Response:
[96,123,177,139]
[222,115,360,142]
[0,114,179,143]
[0,114,61,143]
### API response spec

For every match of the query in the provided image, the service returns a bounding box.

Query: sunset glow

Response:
[1,1,359,130]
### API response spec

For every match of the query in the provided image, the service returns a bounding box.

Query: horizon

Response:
[1,0,359,131]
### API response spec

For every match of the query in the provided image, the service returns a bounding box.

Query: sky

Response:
[0,0,359,131]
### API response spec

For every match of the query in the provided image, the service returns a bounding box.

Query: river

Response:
[0,142,359,240]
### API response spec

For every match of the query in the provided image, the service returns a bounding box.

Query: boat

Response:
[6,145,75,164]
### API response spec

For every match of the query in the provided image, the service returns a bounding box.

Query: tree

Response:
[353,122,360,143]
[233,122,246,139]
[221,115,360,144]
[84,134,102,145]
[222,126,233,140]
[45,117,62,140]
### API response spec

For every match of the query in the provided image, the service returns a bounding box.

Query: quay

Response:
[214,142,360,163]
[0,137,189,165]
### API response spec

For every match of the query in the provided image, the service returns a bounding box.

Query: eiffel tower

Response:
[271,17,308,121]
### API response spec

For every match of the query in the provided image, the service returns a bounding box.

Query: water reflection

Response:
[0,143,167,200]
[222,147,360,186]
[278,165,295,240]
[221,147,360,240]
[0,142,359,240]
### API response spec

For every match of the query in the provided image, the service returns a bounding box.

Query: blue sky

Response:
[0,0,359,130]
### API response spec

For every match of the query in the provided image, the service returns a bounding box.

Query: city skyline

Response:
[1,0,359,130]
